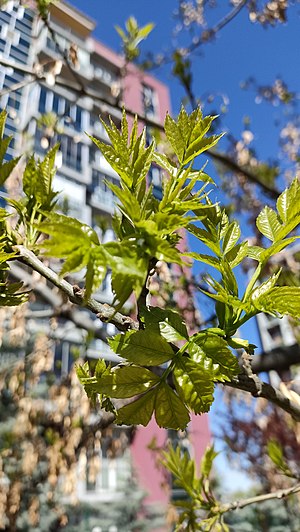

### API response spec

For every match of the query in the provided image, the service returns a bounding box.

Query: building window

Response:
[90,170,118,208]
[60,135,83,172]
[148,165,163,200]
[38,86,47,113]
[142,84,157,118]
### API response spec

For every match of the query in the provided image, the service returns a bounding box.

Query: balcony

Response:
[88,185,115,214]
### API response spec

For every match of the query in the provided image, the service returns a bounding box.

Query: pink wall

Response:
[131,417,169,507]
[123,63,171,122]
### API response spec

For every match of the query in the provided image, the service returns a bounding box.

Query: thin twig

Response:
[15,246,138,332]
[0,53,279,198]
[220,482,300,513]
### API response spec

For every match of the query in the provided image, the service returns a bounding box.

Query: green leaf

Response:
[187,224,220,256]
[247,245,265,262]
[154,382,190,429]
[164,113,185,162]
[256,206,282,242]
[254,286,300,318]
[277,177,300,226]
[153,152,177,177]
[251,270,281,303]
[76,361,90,382]
[174,356,215,414]
[116,388,157,426]
[267,440,295,478]
[200,445,218,478]
[190,332,239,381]
[183,133,224,166]
[185,252,221,270]
[141,306,189,341]
[95,365,160,398]
[104,241,148,306]
[225,241,248,268]
[161,445,198,497]
[222,221,240,254]
[0,110,21,184]
[263,237,299,261]
[85,247,107,300]
[108,330,174,365]
[164,107,222,166]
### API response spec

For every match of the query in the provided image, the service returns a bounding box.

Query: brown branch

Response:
[13,246,300,421]
[220,482,300,514]
[187,0,249,55]
[15,245,138,333]
[225,373,300,422]
[0,54,280,199]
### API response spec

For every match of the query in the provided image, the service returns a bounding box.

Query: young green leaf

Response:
[200,445,218,478]
[222,221,241,254]
[174,356,215,414]
[256,206,282,242]
[254,286,300,318]
[141,306,189,341]
[190,332,239,381]
[108,330,175,365]
[154,382,190,429]
[96,366,160,398]
[116,388,157,426]
[267,440,295,478]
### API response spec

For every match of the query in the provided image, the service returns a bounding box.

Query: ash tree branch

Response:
[225,374,300,422]
[220,482,300,514]
[13,245,300,422]
[15,245,138,333]
[251,343,300,374]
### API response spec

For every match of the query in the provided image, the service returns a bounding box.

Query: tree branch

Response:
[225,373,300,422]
[15,245,138,333]
[13,246,300,422]
[0,53,280,199]
[220,482,300,514]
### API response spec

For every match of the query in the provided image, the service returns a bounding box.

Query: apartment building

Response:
[0,1,210,528]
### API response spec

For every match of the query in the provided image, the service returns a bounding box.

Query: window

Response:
[142,84,157,118]
[90,170,118,208]
[85,428,131,494]
[52,92,60,114]
[74,106,82,131]
[60,135,83,172]
[148,165,163,200]
[38,86,47,113]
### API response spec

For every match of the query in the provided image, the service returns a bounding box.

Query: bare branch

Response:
[15,245,138,333]
[221,482,300,513]
[225,373,300,422]
[187,0,249,55]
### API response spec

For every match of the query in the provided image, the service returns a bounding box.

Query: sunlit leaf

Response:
[174,356,215,414]
[109,330,174,365]
[154,382,190,429]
